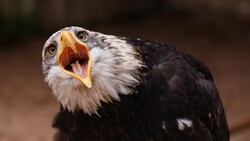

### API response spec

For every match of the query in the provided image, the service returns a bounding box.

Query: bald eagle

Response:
[42,26,229,141]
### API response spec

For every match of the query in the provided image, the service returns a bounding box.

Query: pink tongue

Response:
[71,60,87,79]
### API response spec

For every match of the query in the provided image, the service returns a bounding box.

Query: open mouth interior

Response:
[59,43,89,79]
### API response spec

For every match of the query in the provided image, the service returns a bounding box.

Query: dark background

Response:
[0,0,250,140]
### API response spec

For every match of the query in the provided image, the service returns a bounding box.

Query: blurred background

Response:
[0,0,250,141]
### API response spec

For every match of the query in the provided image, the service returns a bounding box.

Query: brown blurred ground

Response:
[0,11,250,141]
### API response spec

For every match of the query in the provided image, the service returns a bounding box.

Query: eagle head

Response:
[42,26,143,115]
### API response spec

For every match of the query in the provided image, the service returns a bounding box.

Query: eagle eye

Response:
[76,31,87,41]
[47,45,57,56]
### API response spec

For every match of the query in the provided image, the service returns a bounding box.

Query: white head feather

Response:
[42,27,143,115]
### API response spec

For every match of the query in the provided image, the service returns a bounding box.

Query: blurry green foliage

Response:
[0,0,39,42]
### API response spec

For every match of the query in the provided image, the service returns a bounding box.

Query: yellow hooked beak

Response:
[58,31,92,88]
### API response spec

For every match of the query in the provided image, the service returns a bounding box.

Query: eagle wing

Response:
[129,38,229,141]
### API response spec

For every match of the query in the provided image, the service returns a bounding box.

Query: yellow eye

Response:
[76,31,87,41]
[48,45,57,56]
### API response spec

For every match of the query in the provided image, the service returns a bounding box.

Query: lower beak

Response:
[58,31,92,88]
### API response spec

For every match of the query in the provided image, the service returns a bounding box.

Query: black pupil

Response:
[49,47,56,53]
[77,32,85,39]
[79,33,83,39]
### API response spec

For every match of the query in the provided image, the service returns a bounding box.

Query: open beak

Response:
[58,31,92,88]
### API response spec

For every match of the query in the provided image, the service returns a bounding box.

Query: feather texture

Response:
[42,27,229,141]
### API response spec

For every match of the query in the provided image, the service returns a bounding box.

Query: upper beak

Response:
[58,31,92,88]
